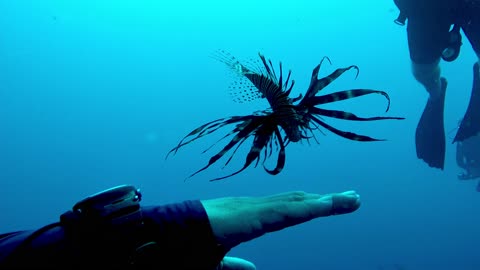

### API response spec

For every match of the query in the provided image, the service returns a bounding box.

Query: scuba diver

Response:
[456,131,480,192]
[0,185,360,269]
[393,0,480,169]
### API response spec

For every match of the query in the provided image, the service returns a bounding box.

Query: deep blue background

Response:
[1,1,479,269]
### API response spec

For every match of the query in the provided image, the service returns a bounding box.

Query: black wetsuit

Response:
[395,0,480,64]
[394,0,480,169]
[0,200,228,269]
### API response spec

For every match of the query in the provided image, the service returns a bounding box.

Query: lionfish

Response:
[167,51,404,181]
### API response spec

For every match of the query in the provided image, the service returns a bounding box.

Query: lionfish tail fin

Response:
[210,50,248,74]
[211,50,270,103]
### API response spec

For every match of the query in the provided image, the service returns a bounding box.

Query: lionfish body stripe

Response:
[168,51,404,181]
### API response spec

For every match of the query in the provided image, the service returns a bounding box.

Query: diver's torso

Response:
[395,0,464,18]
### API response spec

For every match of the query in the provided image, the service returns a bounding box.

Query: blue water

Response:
[1,1,479,269]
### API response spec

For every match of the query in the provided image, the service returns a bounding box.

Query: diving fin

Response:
[454,63,480,142]
[415,77,447,169]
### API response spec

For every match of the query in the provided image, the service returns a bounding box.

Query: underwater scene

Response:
[1,0,479,269]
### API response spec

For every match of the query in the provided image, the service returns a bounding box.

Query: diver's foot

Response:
[455,63,480,142]
[415,77,447,169]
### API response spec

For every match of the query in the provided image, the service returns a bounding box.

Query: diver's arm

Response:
[0,190,360,269]
[0,200,228,269]
[0,226,71,268]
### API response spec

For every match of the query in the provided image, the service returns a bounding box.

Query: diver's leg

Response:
[455,62,480,142]
[412,60,442,98]
[463,1,480,77]
[455,11,480,142]
[407,17,450,169]
[414,67,447,169]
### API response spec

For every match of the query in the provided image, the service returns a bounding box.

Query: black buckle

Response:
[60,185,142,228]
[441,24,462,62]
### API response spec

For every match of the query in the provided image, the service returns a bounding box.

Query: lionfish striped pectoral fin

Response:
[310,107,405,121]
[306,89,394,111]
[183,116,264,180]
[302,64,359,103]
[309,115,386,142]
[166,116,247,158]
[263,127,286,175]
[209,121,283,181]
[306,89,404,141]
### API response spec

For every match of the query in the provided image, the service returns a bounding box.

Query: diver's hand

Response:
[202,190,360,249]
